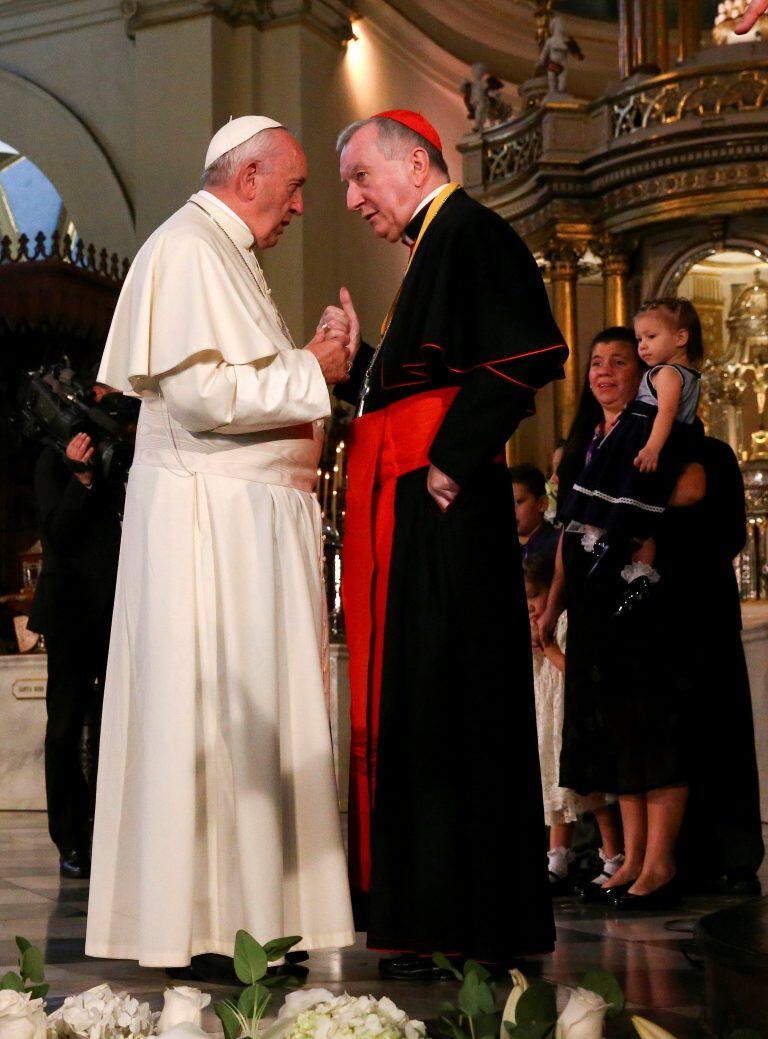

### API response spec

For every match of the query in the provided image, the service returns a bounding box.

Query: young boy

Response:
[510,462,560,563]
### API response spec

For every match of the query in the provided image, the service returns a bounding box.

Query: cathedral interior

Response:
[1,1,768,1036]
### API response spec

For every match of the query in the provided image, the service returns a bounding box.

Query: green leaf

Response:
[458,973,496,1018]
[0,972,24,992]
[14,938,32,956]
[433,952,463,982]
[262,937,302,963]
[438,1015,471,1039]
[463,960,492,984]
[580,970,625,1019]
[20,947,44,984]
[233,930,269,985]
[214,1001,241,1039]
[515,983,557,1027]
[503,1024,555,1039]
[238,986,259,1018]
[26,985,49,1001]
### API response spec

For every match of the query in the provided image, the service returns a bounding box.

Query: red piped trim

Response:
[381,341,568,392]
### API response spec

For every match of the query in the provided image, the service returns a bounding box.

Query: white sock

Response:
[547,846,574,879]
[591,848,625,885]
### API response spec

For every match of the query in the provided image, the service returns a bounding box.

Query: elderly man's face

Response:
[340,124,423,243]
[245,132,307,249]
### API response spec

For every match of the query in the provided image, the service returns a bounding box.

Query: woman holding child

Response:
[540,307,708,910]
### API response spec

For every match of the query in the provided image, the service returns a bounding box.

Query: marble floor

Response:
[0,812,764,1038]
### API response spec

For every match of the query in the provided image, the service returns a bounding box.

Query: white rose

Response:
[555,989,608,1039]
[156,1026,210,1039]
[0,991,47,1039]
[157,990,211,1034]
[500,970,528,1037]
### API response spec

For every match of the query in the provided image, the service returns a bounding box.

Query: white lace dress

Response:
[533,612,613,826]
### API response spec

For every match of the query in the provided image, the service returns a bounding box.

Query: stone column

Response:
[677,0,702,63]
[547,241,581,441]
[618,0,633,79]
[598,238,630,328]
[631,0,665,75]
[127,0,355,339]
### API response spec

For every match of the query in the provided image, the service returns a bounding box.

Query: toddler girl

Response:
[524,553,622,894]
[564,298,703,608]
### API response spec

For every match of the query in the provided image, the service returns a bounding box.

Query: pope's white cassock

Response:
[85,187,355,966]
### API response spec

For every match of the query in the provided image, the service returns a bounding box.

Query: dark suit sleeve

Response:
[426,210,567,484]
[428,372,533,484]
[34,448,94,552]
[332,342,375,408]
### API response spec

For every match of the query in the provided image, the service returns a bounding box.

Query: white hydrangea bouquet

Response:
[260,989,425,1039]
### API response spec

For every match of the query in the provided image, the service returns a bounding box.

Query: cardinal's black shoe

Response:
[378,955,455,980]
[59,850,91,879]
[613,876,681,911]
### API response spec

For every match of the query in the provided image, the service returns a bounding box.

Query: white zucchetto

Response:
[204,115,284,170]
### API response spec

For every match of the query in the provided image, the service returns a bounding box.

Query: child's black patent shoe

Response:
[614,575,655,618]
[586,536,612,579]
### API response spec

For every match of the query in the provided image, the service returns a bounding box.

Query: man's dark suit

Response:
[29,447,123,856]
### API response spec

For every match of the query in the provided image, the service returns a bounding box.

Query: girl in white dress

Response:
[524,553,623,895]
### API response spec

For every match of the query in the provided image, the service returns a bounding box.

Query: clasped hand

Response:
[305,286,361,386]
[66,432,94,486]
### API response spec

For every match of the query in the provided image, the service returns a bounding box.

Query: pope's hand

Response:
[736,0,768,31]
[305,330,352,386]
[427,464,460,512]
[317,287,361,363]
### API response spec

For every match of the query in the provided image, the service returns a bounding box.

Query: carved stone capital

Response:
[205,0,355,42]
[545,238,583,277]
[593,233,630,276]
[125,0,355,43]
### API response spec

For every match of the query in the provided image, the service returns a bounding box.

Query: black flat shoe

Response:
[586,536,612,579]
[614,575,655,618]
[613,876,681,911]
[378,955,455,980]
[580,880,634,905]
[59,850,91,879]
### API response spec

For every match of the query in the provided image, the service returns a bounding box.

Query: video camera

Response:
[17,362,139,481]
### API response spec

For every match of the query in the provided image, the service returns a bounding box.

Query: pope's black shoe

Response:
[378,955,455,981]
[59,850,91,879]
[613,875,681,911]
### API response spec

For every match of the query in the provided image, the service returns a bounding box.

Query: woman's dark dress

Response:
[558,526,693,795]
[659,438,764,881]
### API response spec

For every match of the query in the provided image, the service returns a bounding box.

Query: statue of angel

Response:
[538,17,584,96]
[461,63,512,131]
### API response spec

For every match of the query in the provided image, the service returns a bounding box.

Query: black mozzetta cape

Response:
[339,188,567,483]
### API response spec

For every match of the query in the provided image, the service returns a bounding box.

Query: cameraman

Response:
[29,391,124,879]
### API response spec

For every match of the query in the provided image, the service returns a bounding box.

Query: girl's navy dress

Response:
[564,363,701,537]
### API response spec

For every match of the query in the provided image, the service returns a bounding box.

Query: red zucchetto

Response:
[373,109,443,154]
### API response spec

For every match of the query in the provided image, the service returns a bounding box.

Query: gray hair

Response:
[201,127,285,188]
[336,117,448,176]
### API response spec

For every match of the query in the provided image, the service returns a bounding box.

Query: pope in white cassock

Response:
[85,116,357,967]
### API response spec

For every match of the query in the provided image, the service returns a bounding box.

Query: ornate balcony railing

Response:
[465,54,768,196]
[611,62,768,138]
[0,230,129,282]
[484,120,543,185]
